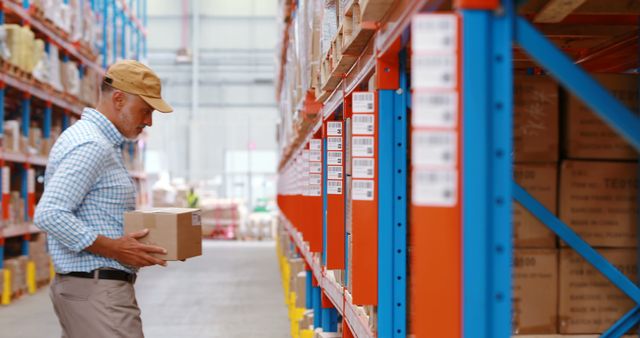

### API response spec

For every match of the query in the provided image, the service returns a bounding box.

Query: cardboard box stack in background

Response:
[28,234,51,284]
[4,256,28,294]
[559,249,637,333]
[512,249,558,334]
[564,74,638,160]
[511,76,560,335]
[554,73,639,334]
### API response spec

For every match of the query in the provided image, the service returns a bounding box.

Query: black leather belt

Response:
[62,269,137,284]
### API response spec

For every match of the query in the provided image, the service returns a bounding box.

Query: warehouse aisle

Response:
[0,241,289,338]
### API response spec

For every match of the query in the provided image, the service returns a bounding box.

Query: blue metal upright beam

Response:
[305,271,313,309]
[321,307,338,332]
[62,113,70,131]
[43,103,52,139]
[312,285,322,328]
[21,95,30,139]
[461,2,514,337]
[112,0,118,62]
[515,17,640,151]
[102,0,109,68]
[121,9,126,59]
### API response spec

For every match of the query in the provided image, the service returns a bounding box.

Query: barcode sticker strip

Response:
[411,130,457,167]
[308,184,322,197]
[353,92,375,113]
[352,179,374,201]
[412,169,457,206]
[327,180,343,195]
[327,151,343,165]
[328,166,343,180]
[327,122,343,136]
[309,162,322,174]
[352,158,375,179]
[310,150,322,162]
[309,174,322,185]
[352,114,375,135]
[327,137,343,151]
[310,139,322,151]
[352,136,375,157]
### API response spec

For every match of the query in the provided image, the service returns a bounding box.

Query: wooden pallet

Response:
[341,1,377,56]
[359,0,395,22]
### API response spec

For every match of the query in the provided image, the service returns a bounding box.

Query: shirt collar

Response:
[81,108,125,147]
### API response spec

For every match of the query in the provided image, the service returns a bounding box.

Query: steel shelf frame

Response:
[460,0,640,337]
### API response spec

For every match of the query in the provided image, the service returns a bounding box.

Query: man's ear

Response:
[112,91,126,110]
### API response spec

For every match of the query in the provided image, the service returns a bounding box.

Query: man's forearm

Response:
[85,235,117,258]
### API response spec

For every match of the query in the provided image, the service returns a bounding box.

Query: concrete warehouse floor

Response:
[0,240,289,338]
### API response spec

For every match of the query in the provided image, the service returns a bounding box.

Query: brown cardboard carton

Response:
[513,163,558,248]
[296,271,307,308]
[565,73,639,160]
[124,208,202,260]
[299,310,314,331]
[559,160,638,247]
[559,248,636,334]
[512,249,558,334]
[513,76,559,162]
[289,257,305,291]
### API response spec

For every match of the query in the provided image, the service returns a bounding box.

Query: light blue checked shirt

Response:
[34,108,137,273]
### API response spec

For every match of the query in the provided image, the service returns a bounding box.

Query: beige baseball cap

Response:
[104,60,173,113]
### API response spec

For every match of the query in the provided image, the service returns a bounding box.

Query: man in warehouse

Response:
[34,60,173,338]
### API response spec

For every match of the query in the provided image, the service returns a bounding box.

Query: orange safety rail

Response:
[324,117,346,269]
[455,0,499,10]
[349,92,378,306]
[409,14,463,337]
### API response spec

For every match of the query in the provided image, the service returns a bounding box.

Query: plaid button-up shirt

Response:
[34,108,136,273]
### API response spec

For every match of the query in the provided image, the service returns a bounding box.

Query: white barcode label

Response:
[412,130,457,167]
[412,91,458,128]
[412,54,457,90]
[352,114,375,135]
[28,169,35,193]
[308,184,322,196]
[327,122,343,136]
[352,136,375,157]
[327,180,343,195]
[412,169,457,206]
[352,179,374,201]
[2,166,9,194]
[310,139,322,151]
[302,150,310,161]
[192,212,202,226]
[352,158,375,179]
[353,92,375,113]
[328,166,343,180]
[412,14,457,53]
[327,151,343,165]
[310,150,322,162]
[327,137,343,151]
[309,174,322,185]
[309,162,322,174]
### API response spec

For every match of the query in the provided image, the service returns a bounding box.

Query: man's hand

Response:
[86,229,168,268]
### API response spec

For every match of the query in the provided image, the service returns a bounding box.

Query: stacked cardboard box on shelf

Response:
[511,76,560,335]
[556,73,639,334]
[29,234,51,284]
[4,256,28,294]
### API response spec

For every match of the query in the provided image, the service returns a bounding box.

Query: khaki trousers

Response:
[50,274,144,338]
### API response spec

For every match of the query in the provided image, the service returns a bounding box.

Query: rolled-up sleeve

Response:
[34,141,109,252]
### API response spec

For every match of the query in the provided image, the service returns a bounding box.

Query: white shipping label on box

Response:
[412,169,457,207]
[2,167,9,194]
[327,122,343,136]
[309,162,322,174]
[353,158,375,179]
[309,174,322,185]
[327,151,343,165]
[327,137,343,151]
[353,92,375,113]
[412,130,457,167]
[327,180,343,195]
[352,136,375,157]
[308,184,322,196]
[352,114,375,135]
[310,139,322,151]
[310,150,322,162]
[328,165,343,180]
[192,212,202,226]
[412,14,458,53]
[412,91,458,128]
[352,179,374,201]
[412,54,457,90]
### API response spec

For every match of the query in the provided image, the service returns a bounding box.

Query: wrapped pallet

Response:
[48,44,64,91]
[61,61,81,96]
